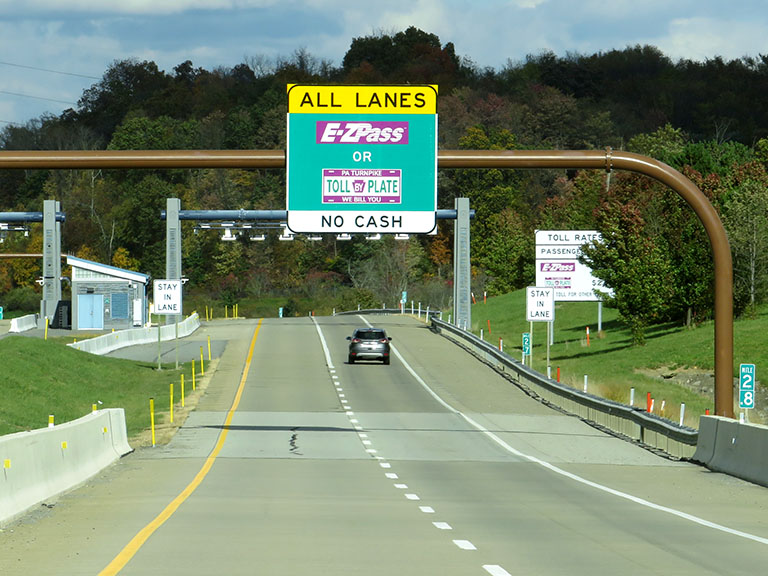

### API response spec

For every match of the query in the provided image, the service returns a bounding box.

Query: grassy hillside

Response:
[0,336,191,438]
[2,293,762,437]
[467,291,766,427]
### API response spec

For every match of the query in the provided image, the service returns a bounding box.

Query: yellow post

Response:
[150,398,156,447]
[200,346,205,376]
[205,305,209,321]
[192,359,196,390]
[48,414,54,428]
[170,382,174,424]
[181,374,185,408]
[44,317,49,340]
[207,335,212,361]
[92,403,98,413]
[225,305,228,319]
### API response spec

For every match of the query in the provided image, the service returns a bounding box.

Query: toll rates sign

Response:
[286,84,437,234]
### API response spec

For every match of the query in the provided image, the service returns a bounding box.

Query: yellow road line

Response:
[99,319,263,575]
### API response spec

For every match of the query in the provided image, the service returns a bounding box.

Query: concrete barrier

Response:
[67,312,200,355]
[693,415,768,487]
[0,408,133,526]
[9,313,39,333]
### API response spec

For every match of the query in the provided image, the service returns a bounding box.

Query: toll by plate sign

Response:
[286,84,437,234]
[322,169,401,204]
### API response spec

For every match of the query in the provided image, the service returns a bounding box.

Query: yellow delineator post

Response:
[181,374,185,408]
[44,317,49,340]
[169,382,174,424]
[192,359,196,390]
[225,305,228,319]
[150,398,156,447]
[200,346,205,376]
[207,335,212,361]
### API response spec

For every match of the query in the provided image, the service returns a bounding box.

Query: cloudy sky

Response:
[1,0,767,127]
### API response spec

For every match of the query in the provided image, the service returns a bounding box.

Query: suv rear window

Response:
[355,330,386,340]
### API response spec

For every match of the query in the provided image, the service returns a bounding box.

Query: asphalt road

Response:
[2,315,768,575]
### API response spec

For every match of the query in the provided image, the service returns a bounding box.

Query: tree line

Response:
[2,27,768,342]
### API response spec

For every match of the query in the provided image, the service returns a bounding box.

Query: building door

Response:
[78,294,103,330]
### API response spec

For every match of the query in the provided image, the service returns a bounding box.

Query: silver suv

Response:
[347,328,392,365]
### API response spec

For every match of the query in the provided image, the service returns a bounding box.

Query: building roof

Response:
[66,255,150,284]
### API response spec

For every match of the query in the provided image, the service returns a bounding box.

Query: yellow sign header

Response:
[287,84,437,114]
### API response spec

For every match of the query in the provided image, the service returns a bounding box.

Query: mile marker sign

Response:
[739,363,756,409]
[286,84,438,234]
[153,279,182,315]
[526,286,555,322]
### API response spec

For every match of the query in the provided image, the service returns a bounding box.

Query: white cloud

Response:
[0,1,280,15]
[656,17,768,61]
[509,0,548,8]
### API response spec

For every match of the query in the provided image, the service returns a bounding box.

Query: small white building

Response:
[67,256,149,331]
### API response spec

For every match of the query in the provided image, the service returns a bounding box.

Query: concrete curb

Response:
[67,313,200,355]
[0,408,133,526]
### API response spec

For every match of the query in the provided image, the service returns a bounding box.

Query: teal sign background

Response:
[286,112,437,233]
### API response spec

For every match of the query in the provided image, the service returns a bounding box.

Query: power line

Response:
[0,60,100,80]
[0,90,77,105]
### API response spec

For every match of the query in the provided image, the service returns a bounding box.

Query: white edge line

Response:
[381,320,768,547]
[312,316,334,370]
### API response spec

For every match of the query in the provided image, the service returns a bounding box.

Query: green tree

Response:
[581,198,675,345]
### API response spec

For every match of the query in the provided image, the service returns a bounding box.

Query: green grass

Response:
[0,336,191,438]
[468,291,767,428]
[3,290,762,437]
[186,294,338,319]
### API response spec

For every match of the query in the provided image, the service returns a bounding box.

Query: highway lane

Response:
[2,315,768,575]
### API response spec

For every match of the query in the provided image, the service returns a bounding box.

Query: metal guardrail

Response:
[334,308,443,319]
[332,308,697,458]
[429,317,698,459]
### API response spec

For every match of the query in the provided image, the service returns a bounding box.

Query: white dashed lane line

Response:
[312,316,514,575]
[483,565,512,576]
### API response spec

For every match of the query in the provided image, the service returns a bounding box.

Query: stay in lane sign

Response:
[286,84,438,234]
[526,286,555,322]
[154,279,182,315]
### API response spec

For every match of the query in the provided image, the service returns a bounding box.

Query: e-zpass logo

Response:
[316,121,408,144]
[540,262,576,272]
